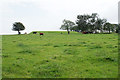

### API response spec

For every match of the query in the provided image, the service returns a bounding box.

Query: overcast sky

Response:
[0,0,119,34]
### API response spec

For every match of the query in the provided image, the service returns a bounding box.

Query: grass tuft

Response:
[53,45,59,47]
[18,49,32,54]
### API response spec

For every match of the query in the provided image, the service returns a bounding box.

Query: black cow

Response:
[33,32,37,34]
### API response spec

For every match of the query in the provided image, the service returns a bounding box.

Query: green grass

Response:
[0,35,2,79]
[2,31,118,78]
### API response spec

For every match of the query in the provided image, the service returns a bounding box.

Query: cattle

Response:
[82,32,88,34]
[40,33,44,35]
[24,32,27,34]
[33,32,37,34]
[82,31,93,34]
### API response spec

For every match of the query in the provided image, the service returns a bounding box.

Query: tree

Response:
[12,22,25,34]
[89,13,98,32]
[76,14,90,32]
[118,24,120,33]
[111,24,119,33]
[60,19,75,34]
[104,22,112,34]
[71,25,79,32]
[95,18,107,33]
[76,13,107,33]
[76,13,99,32]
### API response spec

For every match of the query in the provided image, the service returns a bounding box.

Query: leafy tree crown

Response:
[12,22,25,31]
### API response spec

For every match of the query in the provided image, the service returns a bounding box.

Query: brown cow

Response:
[40,33,44,35]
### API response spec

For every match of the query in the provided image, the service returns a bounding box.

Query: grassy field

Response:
[2,31,118,78]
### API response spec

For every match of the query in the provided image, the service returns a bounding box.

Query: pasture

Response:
[2,31,118,78]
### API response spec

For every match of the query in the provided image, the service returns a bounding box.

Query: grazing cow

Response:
[40,33,44,35]
[33,32,37,34]
[82,31,93,34]
[82,32,87,34]
[24,32,27,34]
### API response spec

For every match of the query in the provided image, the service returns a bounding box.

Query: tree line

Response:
[12,13,119,35]
[60,13,119,34]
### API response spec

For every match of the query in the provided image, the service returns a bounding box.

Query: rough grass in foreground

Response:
[2,31,118,78]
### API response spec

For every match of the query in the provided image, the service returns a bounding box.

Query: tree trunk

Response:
[18,30,21,35]
[109,28,110,34]
[100,29,103,33]
[67,30,70,34]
